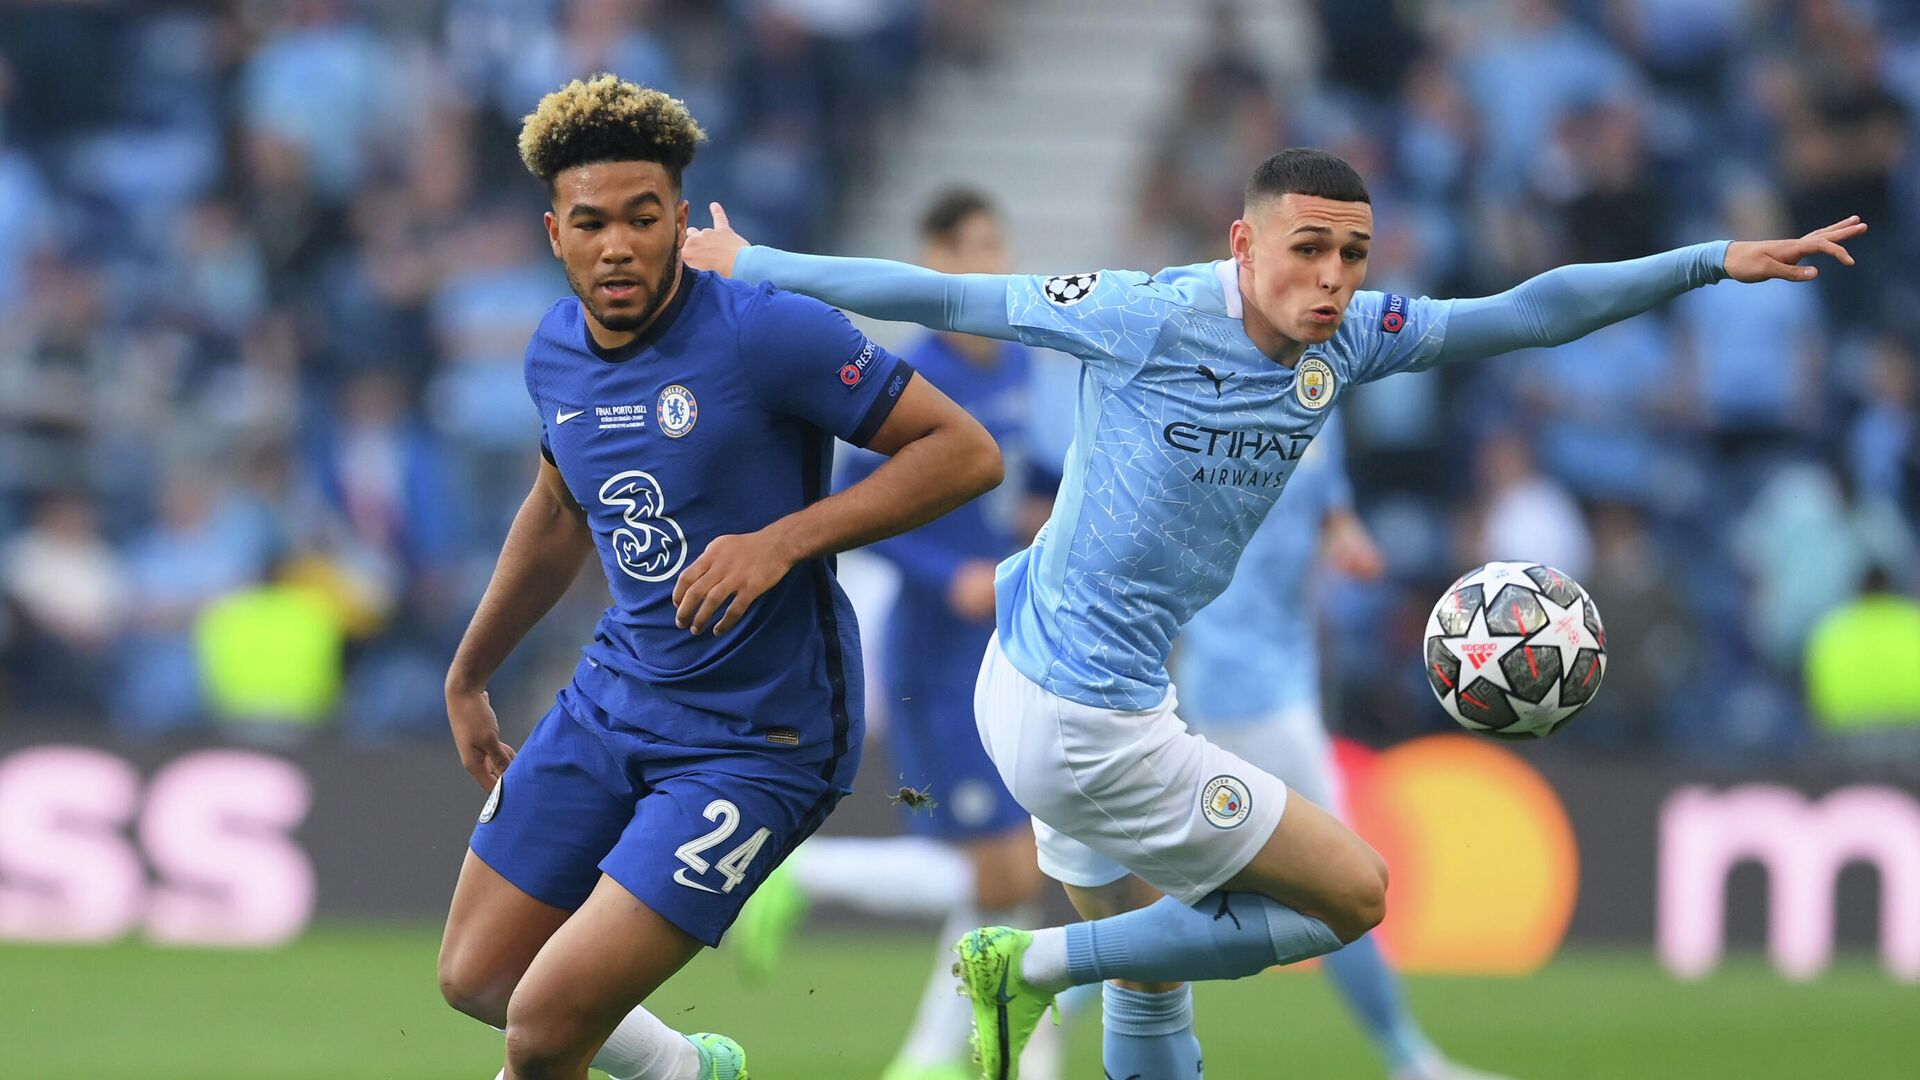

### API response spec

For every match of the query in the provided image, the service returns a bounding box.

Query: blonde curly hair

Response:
[518,74,706,190]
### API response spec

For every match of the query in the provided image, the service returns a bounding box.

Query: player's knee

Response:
[437,953,512,1028]
[502,994,595,1076]
[1329,859,1388,944]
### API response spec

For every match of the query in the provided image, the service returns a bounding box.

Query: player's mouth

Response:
[598,277,643,302]
[1307,305,1340,325]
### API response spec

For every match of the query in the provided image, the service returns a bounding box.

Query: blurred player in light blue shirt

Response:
[1177,415,1508,1080]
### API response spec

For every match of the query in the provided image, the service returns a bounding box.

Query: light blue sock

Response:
[1322,934,1436,1070]
[1102,983,1203,1080]
[1064,892,1341,986]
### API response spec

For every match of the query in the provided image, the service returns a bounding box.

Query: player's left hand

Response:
[673,528,801,635]
[1724,216,1865,283]
[683,202,749,278]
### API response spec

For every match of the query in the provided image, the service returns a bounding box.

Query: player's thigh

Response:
[1220,790,1385,943]
[505,874,705,1068]
[442,706,635,1019]
[439,850,572,1023]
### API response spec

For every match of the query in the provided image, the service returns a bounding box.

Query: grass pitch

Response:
[2,924,1913,1079]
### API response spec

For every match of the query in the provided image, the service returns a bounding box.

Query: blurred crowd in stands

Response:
[0,0,1914,762]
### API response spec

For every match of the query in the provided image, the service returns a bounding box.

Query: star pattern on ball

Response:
[1534,589,1597,675]
[1438,604,1527,693]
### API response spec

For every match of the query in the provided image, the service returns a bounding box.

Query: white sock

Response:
[790,837,971,916]
[1020,926,1071,994]
[589,1004,700,1080]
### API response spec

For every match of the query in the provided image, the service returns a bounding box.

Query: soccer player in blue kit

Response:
[731,189,1065,1080]
[1177,415,1510,1080]
[686,148,1863,1079]
[433,76,1002,1080]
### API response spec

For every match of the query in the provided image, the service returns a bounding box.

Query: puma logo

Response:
[1195,364,1234,397]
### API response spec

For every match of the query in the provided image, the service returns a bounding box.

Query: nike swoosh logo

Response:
[995,960,1013,1080]
[556,408,585,425]
[672,867,720,894]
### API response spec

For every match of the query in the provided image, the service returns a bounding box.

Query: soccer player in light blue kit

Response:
[687,148,1863,1080]
[1176,414,1509,1080]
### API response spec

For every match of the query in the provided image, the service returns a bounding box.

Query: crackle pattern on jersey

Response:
[997,262,1449,709]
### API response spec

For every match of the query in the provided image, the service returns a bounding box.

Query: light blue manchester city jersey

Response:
[995,262,1448,709]
[1174,414,1353,725]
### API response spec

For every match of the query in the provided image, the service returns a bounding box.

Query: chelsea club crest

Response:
[657,384,697,437]
[1294,356,1336,411]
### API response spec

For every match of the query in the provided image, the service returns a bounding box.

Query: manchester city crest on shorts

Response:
[478,776,503,824]
[1294,356,1336,411]
[657,384,697,437]
[1043,273,1099,306]
[1202,775,1251,829]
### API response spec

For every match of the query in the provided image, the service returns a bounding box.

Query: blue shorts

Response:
[469,693,860,947]
[887,693,1026,842]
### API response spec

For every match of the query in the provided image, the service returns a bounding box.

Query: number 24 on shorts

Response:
[672,799,771,894]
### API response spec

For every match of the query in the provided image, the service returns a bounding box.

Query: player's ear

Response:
[676,198,689,236]
[1230,218,1254,267]
[543,210,562,258]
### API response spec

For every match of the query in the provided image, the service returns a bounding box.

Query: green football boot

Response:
[950,926,1056,1080]
[732,860,808,982]
[687,1032,750,1080]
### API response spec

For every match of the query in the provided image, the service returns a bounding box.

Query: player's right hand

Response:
[683,202,749,277]
[447,688,516,791]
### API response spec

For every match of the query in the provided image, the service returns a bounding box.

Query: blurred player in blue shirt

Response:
[1177,415,1509,1080]
[688,146,1863,1080]
[730,189,1066,1080]
[434,76,1001,1080]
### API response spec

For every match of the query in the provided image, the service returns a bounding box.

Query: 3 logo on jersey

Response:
[838,340,880,389]
[598,470,687,581]
[1044,273,1100,306]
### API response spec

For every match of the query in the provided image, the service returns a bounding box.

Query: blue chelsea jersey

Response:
[996,261,1449,710]
[524,269,915,761]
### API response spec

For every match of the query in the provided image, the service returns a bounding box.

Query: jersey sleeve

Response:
[741,287,916,448]
[1340,291,1454,383]
[1002,270,1169,386]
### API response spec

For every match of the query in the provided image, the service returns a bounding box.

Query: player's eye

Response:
[1343,249,1368,262]
[1296,245,1319,257]
[633,217,657,228]
[576,221,602,231]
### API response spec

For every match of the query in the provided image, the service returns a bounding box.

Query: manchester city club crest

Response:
[1294,356,1336,410]
[657,384,697,437]
[1202,774,1252,829]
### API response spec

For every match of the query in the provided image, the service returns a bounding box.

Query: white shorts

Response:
[1198,705,1345,818]
[973,635,1288,904]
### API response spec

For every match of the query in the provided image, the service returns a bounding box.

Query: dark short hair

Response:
[919,187,997,242]
[1245,148,1370,207]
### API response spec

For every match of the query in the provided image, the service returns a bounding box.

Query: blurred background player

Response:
[730,188,1063,1080]
[684,147,1865,1080]
[1175,413,1512,1080]
[434,75,1001,1080]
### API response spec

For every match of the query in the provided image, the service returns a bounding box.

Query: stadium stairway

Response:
[839,0,1315,276]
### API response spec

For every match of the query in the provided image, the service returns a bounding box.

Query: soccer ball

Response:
[1423,561,1607,740]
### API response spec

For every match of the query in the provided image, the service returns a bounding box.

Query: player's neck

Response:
[584,265,685,351]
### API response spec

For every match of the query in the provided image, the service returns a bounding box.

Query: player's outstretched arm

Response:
[672,377,1002,635]
[684,202,1020,340]
[1435,216,1866,365]
[444,457,594,790]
